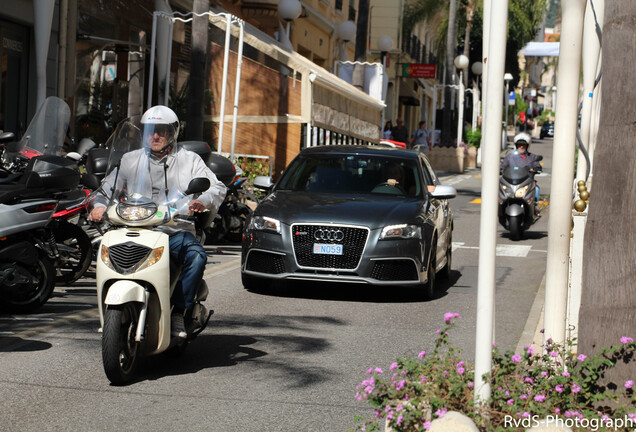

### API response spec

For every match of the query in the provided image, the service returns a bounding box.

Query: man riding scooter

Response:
[89,105,226,338]
[500,132,543,204]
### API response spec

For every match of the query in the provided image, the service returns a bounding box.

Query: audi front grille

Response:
[108,241,152,274]
[291,224,369,270]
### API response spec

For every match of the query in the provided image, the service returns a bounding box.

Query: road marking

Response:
[452,242,534,257]
[0,317,54,321]
[442,174,473,186]
[470,198,481,204]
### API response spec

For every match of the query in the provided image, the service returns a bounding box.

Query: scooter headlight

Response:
[116,202,158,221]
[515,185,529,198]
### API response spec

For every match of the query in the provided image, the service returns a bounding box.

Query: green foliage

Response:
[236,156,271,200]
[515,93,528,117]
[538,110,555,125]
[352,314,636,431]
[466,127,481,148]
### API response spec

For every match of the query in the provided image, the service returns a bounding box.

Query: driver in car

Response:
[89,105,226,338]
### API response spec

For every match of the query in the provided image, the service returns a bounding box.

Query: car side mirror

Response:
[185,177,211,195]
[430,185,457,199]
[253,175,273,190]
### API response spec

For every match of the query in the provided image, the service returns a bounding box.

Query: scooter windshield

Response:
[100,116,188,214]
[502,165,532,185]
[4,96,70,164]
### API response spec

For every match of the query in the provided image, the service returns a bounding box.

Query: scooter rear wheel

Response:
[2,249,55,313]
[54,221,92,284]
[102,303,140,385]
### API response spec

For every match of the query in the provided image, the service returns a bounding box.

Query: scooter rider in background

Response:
[89,106,226,338]
[500,132,543,203]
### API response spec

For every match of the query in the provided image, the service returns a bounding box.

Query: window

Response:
[335,0,343,11]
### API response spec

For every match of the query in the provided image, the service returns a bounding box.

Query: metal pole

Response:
[544,0,587,346]
[474,0,508,406]
[230,20,245,160]
[479,0,491,150]
[456,70,465,146]
[504,81,509,139]
[148,12,158,109]
[164,18,174,105]
[217,14,232,153]
[576,0,604,182]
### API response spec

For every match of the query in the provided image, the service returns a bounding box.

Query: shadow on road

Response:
[500,230,548,241]
[0,336,52,352]
[243,269,464,304]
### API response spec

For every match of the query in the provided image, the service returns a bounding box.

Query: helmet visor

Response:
[143,123,177,151]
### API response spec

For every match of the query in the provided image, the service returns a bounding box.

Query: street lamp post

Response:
[504,73,513,147]
[551,86,557,110]
[454,55,469,147]
[471,61,483,131]
[277,0,302,50]
[336,20,356,61]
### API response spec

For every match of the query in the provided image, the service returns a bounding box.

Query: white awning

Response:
[518,42,560,57]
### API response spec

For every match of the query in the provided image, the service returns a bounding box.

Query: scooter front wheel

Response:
[102,303,140,385]
[509,215,523,241]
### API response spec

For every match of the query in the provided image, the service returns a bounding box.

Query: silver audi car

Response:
[240,145,456,298]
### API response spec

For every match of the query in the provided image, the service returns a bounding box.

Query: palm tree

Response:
[578,0,636,387]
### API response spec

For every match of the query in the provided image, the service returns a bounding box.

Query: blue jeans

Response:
[169,231,207,313]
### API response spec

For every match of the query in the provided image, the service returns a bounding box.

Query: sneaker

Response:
[171,312,187,338]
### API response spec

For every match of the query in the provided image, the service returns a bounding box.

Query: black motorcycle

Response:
[498,160,542,241]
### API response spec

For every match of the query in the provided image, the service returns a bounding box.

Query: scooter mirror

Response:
[536,155,543,161]
[185,177,210,195]
[0,131,15,142]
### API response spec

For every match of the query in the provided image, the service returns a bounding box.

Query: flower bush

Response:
[353,313,636,431]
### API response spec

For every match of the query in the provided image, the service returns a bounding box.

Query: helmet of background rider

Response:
[513,132,531,150]
[140,105,180,154]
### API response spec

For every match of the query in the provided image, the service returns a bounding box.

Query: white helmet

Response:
[513,132,531,149]
[141,105,180,145]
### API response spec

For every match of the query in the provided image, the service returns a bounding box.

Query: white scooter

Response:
[93,117,213,385]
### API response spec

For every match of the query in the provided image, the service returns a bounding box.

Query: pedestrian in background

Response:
[391,118,409,145]
[409,120,431,152]
[383,121,393,140]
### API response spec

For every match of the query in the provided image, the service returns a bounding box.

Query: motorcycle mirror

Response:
[66,152,82,161]
[536,155,543,161]
[0,131,15,142]
[77,138,97,155]
[185,177,210,195]
[81,173,101,191]
[253,175,273,190]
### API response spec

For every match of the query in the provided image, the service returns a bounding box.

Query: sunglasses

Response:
[149,125,171,137]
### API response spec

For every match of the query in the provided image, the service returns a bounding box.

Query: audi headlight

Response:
[515,185,529,198]
[116,202,157,221]
[380,224,421,240]
[249,215,281,234]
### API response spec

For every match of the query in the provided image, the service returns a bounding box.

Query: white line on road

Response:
[452,242,540,257]
[0,317,54,321]
[441,174,474,186]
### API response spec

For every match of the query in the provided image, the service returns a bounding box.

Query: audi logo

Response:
[314,229,345,241]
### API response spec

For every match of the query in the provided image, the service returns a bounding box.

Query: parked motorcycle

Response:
[498,157,543,240]
[0,97,83,311]
[94,117,213,384]
[179,141,253,244]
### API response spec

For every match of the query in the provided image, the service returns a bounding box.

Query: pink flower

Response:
[435,408,448,418]
[534,394,546,402]
[541,371,549,377]
[572,383,581,393]
[468,382,474,388]
[520,395,527,400]
[374,367,384,374]
[577,354,587,361]
[390,362,399,371]
[397,415,403,426]
[396,403,403,412]
[625,380,634,389]
[621,336,634,344]
[562,371,570,377]
[457,367,465,375]
[507,399,514,405]
[366,368,373,375]
[423,421,431,430]
[418,351,426,358]
[396,380,406,391]
[444,312,461,323]
[555,384,564,393]
[549,351,558,357]
[525,345,535,356]
[512,354,522,363]
[524,377,533,383]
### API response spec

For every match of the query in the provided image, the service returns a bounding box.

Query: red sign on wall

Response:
[400,64,437,78]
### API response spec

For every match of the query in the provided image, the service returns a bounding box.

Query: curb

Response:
[515,273,546,354]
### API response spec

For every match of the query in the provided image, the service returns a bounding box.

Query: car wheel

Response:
[439,234,452,280]
[423,246,437,300]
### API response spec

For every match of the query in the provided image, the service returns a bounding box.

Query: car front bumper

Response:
[241,224,428,286]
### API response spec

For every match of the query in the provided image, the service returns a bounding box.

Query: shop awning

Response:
[518,42,560,57]
[399,83,420,106]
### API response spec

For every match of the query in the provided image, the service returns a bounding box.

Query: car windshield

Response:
[276,154,423,197]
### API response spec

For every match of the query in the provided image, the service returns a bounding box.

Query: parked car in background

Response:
[240,145,456,298]
[540,121,554,139]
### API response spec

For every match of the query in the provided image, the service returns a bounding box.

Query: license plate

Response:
[313,243,343,255]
